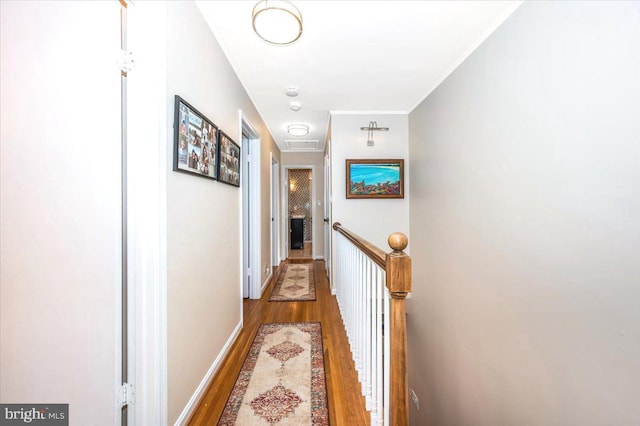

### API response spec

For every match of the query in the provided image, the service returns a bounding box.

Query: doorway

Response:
[285,167,314,260]
[241,112,261,299]
[270,155,280,270]
[323,151,332,279]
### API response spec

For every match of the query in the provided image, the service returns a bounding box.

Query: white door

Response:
[0,2,122,423]
[242,132,251,298]
[271,157,280,269]
[241,114,262,299]
[324,153,332,277]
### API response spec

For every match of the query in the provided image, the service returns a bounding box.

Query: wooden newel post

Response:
[386,232,411,426]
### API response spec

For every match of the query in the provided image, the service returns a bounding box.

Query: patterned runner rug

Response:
[218,322,329,425]
[269,263,316,302]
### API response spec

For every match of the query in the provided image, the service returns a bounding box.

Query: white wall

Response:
[330,114,410,279]
[0,1,121,423]
[165,2,280,422]
[408,2,640,425]
[281,152,325,259]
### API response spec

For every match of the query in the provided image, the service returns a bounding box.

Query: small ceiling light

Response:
[360,121,389,147]
[289,101,302,111]
[285,87,299,97]
[252,1,303,46]
[287,124,309,136]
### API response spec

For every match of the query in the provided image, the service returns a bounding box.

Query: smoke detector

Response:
[289,101,302,111]
[285,87,299,97]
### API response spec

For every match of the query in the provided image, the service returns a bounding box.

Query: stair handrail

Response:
[333,222,412,425]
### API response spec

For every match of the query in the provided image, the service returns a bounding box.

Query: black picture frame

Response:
[346,159,404,199]
[217,130,241,187]
[173,95,219,180]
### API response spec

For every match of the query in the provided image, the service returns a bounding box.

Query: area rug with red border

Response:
[218,322,329,425]
[269,263,316,302]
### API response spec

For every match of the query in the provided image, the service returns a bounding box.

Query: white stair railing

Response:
[333,223,411,426]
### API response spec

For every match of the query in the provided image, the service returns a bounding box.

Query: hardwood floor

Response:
[287,241,313,259]
[187,260,370,425]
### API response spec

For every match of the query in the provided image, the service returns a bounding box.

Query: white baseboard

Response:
[260,271,273,297]
[174,320,243,426]
[331,288,337,295]
[313,255,324,260]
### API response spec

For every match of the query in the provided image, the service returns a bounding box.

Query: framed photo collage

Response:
[173,95,241,187]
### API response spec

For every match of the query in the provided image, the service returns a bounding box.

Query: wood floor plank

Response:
[187,260,370,425]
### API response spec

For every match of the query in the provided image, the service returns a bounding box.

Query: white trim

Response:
[240,112,249,301]
[116,2,126,422]
[407,1,523,112]
[173,321,243,426]
[127,2,168,424]
[270,154,280,269]
[323,151,332,280]
[261,271,273,297]
[240,110,262,300]
[313,255,324,260]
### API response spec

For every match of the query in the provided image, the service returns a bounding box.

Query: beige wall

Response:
[165,2,279,422]
[408,2,640,424]
[281,152,325,258]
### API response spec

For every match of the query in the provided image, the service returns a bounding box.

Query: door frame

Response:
[323,150,332,279]
[240,111,262,300]
[281,165,316,260]
[270,155,280,269]
[126,1,168,424]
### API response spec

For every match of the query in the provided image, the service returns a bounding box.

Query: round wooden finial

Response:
[388,232,408,252]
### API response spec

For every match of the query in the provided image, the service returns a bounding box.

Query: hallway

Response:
[3,2,640,425]
[188,260,369,425]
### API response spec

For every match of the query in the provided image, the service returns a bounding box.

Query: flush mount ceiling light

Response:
[252,1,303,46]
[287,124,309,136]
[289,101,302,111]
[360,121,389,147]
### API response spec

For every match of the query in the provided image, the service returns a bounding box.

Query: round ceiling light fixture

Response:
[289,101,302,111]
[252,1,303,46]
[287,124,309,136]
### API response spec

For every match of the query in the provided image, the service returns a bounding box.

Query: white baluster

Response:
[370,263,378,425]
[377,268,385,425]
[358,250,364,382]
[383,284,391,426]
[365,258,372,410]
[347,239,352,339]
[360,254,364,389]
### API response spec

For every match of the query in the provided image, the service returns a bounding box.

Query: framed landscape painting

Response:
[217,130,241,187]
[346,159,404,199]
[173,95,218,180]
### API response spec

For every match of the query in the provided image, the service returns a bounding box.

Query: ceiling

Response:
[196,1,521,153]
